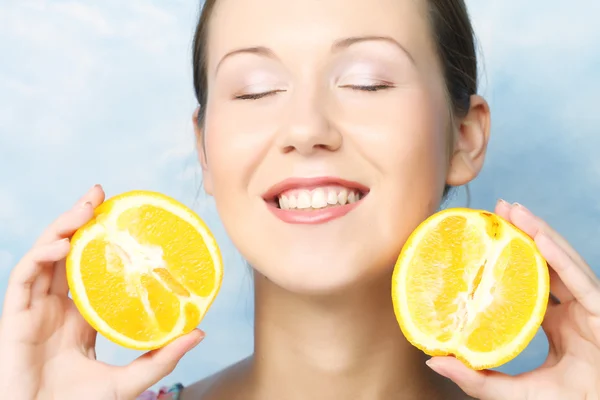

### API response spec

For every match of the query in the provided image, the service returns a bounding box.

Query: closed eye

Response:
[339,84,395,92]
[234,90,286,100]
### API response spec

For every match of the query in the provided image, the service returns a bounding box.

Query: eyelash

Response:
[234,90,284,100]
[341,84,395,92]
[234,84,394,101]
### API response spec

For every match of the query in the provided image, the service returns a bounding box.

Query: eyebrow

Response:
[214,35,415,74]
[332,35,415,64]
[215,46,276,74]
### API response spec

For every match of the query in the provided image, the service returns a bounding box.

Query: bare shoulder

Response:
[180,357,253,400]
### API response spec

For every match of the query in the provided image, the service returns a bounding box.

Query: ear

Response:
[193,107,213,196]
[446,95,491,187]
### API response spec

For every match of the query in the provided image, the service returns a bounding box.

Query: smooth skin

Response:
[1,0,600,399]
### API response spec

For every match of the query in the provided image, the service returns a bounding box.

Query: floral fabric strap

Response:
[137,383,184,400]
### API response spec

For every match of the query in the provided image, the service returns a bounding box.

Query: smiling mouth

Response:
[262,177,369,224]
[272,185,367,211]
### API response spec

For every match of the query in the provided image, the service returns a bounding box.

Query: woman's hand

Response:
[426,200,600,400]
[0,185,204,400]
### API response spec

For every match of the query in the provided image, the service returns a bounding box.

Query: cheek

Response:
[395,91,448,175]
[202,112,247,231]
[203,102,273,197]
[386,92,449,194]
[340,87,450,183]
[202,102,278,253]
[354,90,449,238]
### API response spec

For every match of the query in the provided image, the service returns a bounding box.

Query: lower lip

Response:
[266,198,365,224]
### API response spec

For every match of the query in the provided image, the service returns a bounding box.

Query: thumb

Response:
[426,357,524,400]
[115,329,205,399]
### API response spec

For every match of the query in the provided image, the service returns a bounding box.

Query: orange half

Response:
[392,208,549,369]
[67,191,223,350]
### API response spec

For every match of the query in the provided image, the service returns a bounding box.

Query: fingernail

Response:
[497,198,509,206]
[193,330,205,346]
[513,202,531,214]
[86,184,101,195]
[81,201,93,210]
[426,359,449,378]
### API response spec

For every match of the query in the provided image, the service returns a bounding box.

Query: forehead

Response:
[206,0,433,69]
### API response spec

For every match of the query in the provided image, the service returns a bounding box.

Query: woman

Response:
[1,0,599,399]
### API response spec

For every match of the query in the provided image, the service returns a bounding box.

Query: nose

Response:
[277,87,342,156]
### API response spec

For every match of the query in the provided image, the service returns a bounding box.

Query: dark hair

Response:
[192,0,478,199]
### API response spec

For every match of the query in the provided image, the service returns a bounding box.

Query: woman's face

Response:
[198,0,479,294]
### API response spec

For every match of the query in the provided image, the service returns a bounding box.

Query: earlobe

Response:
[192,107,214,195]
[446,95,491,187]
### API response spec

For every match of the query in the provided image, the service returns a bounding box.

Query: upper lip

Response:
[262,176,370,200]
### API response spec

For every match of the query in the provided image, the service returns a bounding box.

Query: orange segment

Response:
[117,206,217,297]
[464,239,541,354]
[66,190,223,350]
[80,238,161,342]
[392,208,549,370]
[141,274,181,333]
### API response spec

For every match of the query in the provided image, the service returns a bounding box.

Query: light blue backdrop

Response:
[0,0,598,391]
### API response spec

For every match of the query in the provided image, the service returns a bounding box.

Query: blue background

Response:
[0,0,598,390]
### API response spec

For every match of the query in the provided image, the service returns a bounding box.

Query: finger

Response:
[33,257,71,298]
[28,201,95,298]
[73,184,105,208]
[66,305,99,356]
[426,357,525,400]
[509,204,593,278]
[540,303,563,360]
[35,185,105,246]
[536,232,600,315]
[3,239,71,314]
[49,259,68,296]
[494,199,513,221]
[30,266,53,300]
[548,268,572,304]
[115,329,205,399]
[29,201,96,299]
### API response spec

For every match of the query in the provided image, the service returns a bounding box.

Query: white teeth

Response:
[348,192,356,203]
[327,190,338,205]
[288,196,297,209]
[279,195,289,210]
[311,188,327,208]
[297,191,311,209]
[338,190,348,205]
[277,188,363,210]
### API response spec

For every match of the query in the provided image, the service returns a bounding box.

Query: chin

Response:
[253,250,396,296]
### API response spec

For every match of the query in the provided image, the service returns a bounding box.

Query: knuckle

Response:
[158,358,178,375]
[26,245,47,264]
[8,258,28,281]
[537,219,553,236]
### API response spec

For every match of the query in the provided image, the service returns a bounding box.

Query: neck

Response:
[248,273,460,400]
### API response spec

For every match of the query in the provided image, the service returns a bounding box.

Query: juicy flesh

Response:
[80,205,215,341]
[405,214,540,352]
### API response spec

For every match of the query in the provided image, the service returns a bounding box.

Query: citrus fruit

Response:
[391,208,549,370]
[66,190,223,350]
